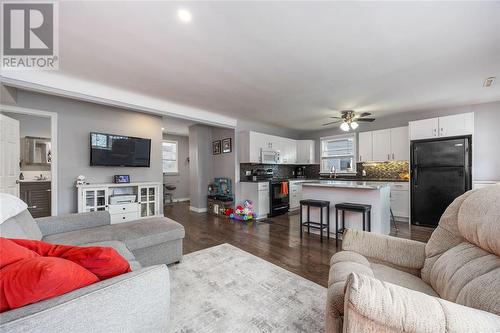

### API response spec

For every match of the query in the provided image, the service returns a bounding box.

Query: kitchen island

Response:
[301,180,391,236]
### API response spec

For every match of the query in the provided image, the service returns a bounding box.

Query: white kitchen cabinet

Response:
[358,131,373,162]
[390,126,409,160]
[438,113,474,138]
[239,131,301,165]
[281,138,297,164]
[296,140,315,164]
[389,182,409,221]
[240,181,269,219]
[409,113,473,140]
[289,180,303,210]
[409,118,439,140]
[372,129,392,161]
[359,127,409,162]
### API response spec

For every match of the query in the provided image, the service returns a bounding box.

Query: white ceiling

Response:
[4,1,500,130]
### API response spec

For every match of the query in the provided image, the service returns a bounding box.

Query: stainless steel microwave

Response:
[260,149,280,164]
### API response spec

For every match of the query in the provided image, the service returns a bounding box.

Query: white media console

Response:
[76,182,162,224]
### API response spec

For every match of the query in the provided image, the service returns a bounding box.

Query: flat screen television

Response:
[90,132,151,167]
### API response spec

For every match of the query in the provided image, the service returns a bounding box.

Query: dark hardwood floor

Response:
[164,202,433,287]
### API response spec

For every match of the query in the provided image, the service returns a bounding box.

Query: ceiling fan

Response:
[322,110,375,131]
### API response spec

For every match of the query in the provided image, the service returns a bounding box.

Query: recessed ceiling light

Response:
[483,76,495,88]
[177,8,192,23]
[161,127,165,131]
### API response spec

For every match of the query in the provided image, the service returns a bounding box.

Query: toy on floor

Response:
[230,200,257,221]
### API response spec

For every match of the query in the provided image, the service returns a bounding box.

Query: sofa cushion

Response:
[371,263,438,297]
[0,210,42,240]
[43,217,185,251]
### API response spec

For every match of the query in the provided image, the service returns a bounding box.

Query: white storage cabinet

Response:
[77,182,162,224]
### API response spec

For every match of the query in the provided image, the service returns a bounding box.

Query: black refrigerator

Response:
[410,136,472,227]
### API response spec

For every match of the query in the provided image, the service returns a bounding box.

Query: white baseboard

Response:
[189,206,207,213]
[171,197,190,203]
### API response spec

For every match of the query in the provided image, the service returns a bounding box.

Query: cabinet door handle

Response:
[359,155,362,162]
[387,154,390,160]
[392,153,395,160]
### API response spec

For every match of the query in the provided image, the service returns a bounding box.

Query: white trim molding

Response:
[0,104,58,216]
[189,206,207,213]
[1,75,237,129]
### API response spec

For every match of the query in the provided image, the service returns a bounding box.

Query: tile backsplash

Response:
[240,163,320,180]
[356,161,409,180]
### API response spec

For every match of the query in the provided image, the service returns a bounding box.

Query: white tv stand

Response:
[77,182,162,224]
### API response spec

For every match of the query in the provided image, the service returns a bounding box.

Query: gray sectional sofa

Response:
[0,209,185,332]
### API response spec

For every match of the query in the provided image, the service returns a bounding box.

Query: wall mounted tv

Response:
[90,132,151,167]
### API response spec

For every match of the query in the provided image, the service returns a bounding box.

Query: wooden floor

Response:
[164,202,433,287]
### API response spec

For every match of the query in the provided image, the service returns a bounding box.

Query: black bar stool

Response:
[299,199,330,242]
[335,202,371,248]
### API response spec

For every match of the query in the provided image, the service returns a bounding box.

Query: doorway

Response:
[0,105,58,216]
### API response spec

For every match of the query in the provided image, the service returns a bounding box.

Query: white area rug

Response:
[168,243,326,333]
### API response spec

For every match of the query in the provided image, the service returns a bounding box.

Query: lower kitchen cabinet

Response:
[389,182,409,221]
[19,181,51,218]
[289,180,306,211]
[240,182,270,219]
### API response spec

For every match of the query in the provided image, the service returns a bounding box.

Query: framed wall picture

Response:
[213,140,221,155]
[222,138,232,153]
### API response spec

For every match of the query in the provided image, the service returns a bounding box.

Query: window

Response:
[320,134,356,174]
[162,140,178,174]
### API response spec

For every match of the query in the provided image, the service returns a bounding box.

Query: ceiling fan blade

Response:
[358,112,372,118]
[356,118,375,122]
[322,121,341,126]
[329,116,342,119]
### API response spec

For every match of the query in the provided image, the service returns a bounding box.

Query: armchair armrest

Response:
[0,265,170,333]
[343,273,500,333]
[36,211,111,236]
[342,229,426,272]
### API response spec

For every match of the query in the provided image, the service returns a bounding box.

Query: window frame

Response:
[319,133,357,175]
[162,140,179,175]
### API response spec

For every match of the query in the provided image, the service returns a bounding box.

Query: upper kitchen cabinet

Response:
[438,113,474,138]
[409,113,473,140]
[390,126,409,160]
[372,129,392,161]
[239,131,302,164]
[358,126,409,162]
[296,140,315,164]
[358,132,372,162]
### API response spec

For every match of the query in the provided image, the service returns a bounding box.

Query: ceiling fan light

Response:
[340,122,350,131]
[350,121,359,129]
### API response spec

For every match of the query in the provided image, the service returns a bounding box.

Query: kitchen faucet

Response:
[329,165,337,179]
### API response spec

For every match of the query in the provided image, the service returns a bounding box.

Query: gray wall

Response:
[3,112,51,138]
[162,133,190,200]
[188,125,236,210]
[189,125,214,210]
[211,127,236,186]
[3,89,163,214]
[300,101,500,181]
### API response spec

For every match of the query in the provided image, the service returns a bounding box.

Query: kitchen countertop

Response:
[18,180,51,183]
[302,180,391,190]
[320,177,409,182]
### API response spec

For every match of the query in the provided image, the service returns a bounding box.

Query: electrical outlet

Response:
[245,170,251,176]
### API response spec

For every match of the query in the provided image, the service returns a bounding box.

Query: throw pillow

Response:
[0,238,38,269]
[0,257,99,312]
[11,239,131,280]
